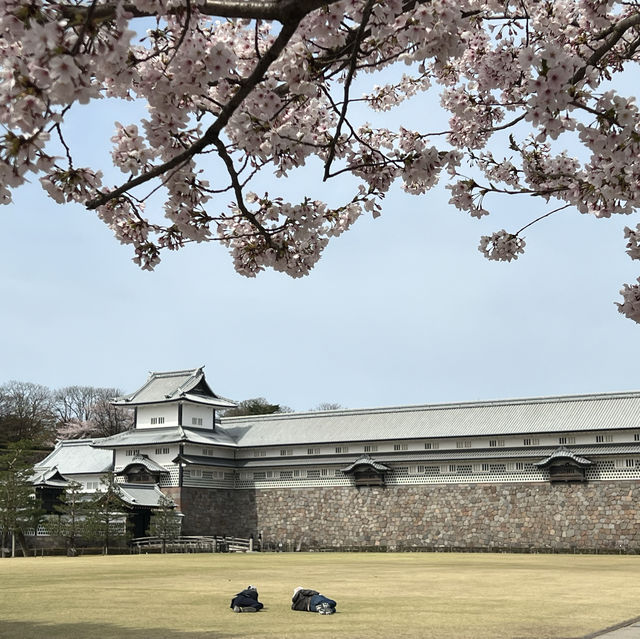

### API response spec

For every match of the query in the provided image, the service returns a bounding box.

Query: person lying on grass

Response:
[291,587,337,615]
[230,585,264,612]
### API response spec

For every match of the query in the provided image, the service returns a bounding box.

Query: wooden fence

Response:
[130,535,253,553]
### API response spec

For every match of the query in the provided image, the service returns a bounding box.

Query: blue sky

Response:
[2,69,639,411]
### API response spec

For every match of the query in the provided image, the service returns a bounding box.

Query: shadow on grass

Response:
[0,620,251,639]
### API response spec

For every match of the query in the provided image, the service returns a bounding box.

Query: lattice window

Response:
[473,463,491,473]
[364,445,378,453]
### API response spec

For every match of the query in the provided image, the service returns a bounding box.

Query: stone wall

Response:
[173,486,257,537]
[249,481,640,552]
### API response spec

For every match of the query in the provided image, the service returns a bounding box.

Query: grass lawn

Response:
[1,552,640,639]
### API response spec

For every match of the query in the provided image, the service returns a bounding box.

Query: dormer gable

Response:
[534,446,592,483]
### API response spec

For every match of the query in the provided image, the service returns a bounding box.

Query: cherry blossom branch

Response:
[324,0,380,181]
[572,13,640,84]
[515,204,571,236]
[87,14,304,210]
[212,136,277,246]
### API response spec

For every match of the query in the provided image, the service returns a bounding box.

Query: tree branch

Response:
[572,12,640,84]
[323,0,375,180]
[56,0,341,23]
[86,12,304,210]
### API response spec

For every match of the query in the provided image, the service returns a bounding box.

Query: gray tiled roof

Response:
[34,440,114,475]
[93,426,236,448]
[173,454,236,468]
[219,391,640,446]
[118,483,169,508]
[30,467,70,487]
[119,455,169,474]
[341,455,390,473]
[534,446,593,467]
[113,367,236,409]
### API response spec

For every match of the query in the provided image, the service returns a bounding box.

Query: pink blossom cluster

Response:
[2,0,640,319]
[218,192,363,277]
[479,230,526,262]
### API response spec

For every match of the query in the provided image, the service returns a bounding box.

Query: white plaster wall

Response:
[183,443,235,459]
[182,402,215,429]
[67,473,107,491]
[137,404,179,428]
[114,445,152,469]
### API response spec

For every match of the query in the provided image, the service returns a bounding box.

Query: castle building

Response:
[33,367,640,552]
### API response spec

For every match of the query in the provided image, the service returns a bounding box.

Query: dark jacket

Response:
[291,589,319,611]
[230,588,263,610]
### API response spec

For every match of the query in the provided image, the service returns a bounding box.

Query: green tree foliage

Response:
[0,440,43,557]
[83,473,128,554]
[146,495,182,553]
[224,397,291,417]
[53,480,89,555]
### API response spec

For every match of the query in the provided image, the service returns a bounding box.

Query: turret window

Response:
[150,417,165,425]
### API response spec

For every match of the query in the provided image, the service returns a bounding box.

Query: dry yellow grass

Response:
[1,551,639,639]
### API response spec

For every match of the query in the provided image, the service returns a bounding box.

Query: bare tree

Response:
[312,403,344,411]
[55,386,132,439]
[0,382,56,446]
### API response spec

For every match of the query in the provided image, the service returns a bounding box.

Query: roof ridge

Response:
[221,389,640,422]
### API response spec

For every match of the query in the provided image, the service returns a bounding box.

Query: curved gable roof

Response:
[112,367,236,408]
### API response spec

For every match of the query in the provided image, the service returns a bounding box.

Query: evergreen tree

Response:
[146,495,182,553]
[83,473,128,554]
[0,440,43,557]
[53,480,88,555]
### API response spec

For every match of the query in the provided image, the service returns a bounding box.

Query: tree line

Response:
[0,381,132,449]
